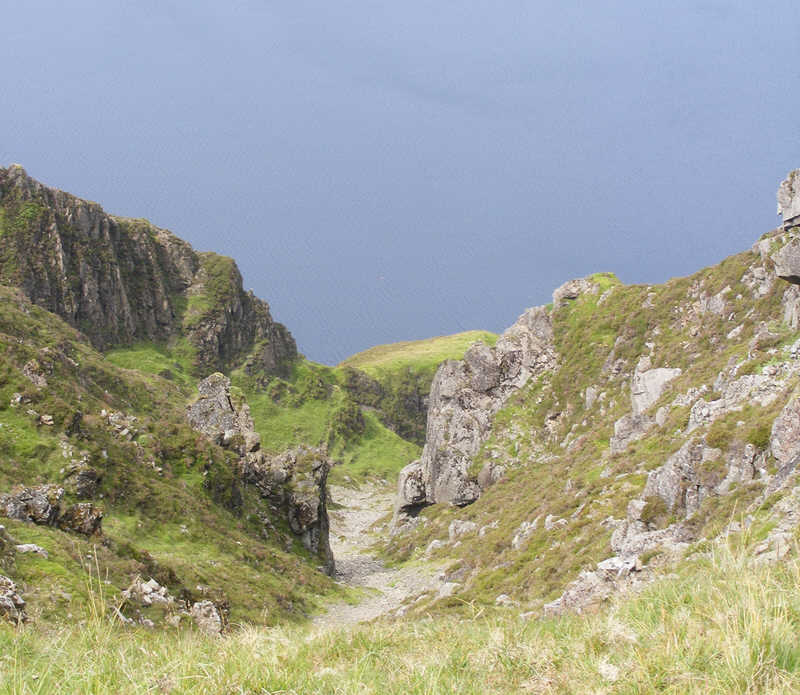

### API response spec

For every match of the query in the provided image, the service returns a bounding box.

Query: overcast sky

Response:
[2,2,799,363]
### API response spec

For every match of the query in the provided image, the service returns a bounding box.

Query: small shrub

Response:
[746,423,771,450]
[640,495,669,528]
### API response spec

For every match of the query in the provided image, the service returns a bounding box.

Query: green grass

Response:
[339,330,498,379]
[330,411,421,484]
[0,286,342,625]
[247,390,338,453]
[3,539,800,693]
[104,343,195,391]
[182,253,238,329]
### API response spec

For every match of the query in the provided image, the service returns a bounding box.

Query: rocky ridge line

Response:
[0,165,296,375]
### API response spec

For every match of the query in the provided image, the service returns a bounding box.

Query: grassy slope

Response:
[0,286,341,626]
[383,240,798,613]
[2,538,799,693]
[340,330,499,380]
[109,330,498,486]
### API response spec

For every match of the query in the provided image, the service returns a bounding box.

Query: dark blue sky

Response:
[3,2,799,364]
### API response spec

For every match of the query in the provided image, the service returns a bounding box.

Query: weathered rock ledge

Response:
[187,373,334,574]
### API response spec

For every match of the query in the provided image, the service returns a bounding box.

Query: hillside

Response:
[0,167,493,633]
[0,286,339,627]
[384,178,800,621]
[340,330,498,378]
[4,165,800,693]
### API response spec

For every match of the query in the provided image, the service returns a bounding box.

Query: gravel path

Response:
[313,484,441,627]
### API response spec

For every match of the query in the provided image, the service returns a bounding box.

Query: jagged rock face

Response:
[0,485,103,536]
[0,485,64,526]
[394,306,556,523]
[773,238,800,285]
[241,447,334,574]
[0,165,296,374]
[0,165,196,347]
[552,277,598,308]
[642,440,723,517]
[778,169,800,229]
[187,374,334,574]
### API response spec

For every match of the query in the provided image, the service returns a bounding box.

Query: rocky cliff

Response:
[394,305,556,525]
[0,165,296,375]
[386,168,800,618]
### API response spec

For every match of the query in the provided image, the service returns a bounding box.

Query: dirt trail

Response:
[313,483,441,627]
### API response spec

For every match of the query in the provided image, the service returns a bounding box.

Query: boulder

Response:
[448,520,478,541]
[186,373,240,446]
[770,396,800,465]
[190,600,223,635]
[0,526,16,574]
[0,485,63,525]
[57,503,103,536]
[394,459,426,521]
[773,239,800,284]
[610,414,654,454]
[15,544,48,558]
[476,460,506,490]
[630,356,681,415]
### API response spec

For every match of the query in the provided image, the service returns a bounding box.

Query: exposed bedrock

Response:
[187,373,334,574]
[394,304,557,527]
[0,165,296,374]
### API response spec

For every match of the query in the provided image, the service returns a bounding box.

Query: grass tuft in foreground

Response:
[3,539,800,693]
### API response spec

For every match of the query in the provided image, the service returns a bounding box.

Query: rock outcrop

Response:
[187,374,334,573]
[190,600,224,635]
[394,305,556,525]
[0,526,16,575]
[0,485,103,536]
[0,575,26,624]
[778,169,800,230]
[630,356,681,416]
[241,446,333,572]
[0,165,296,374]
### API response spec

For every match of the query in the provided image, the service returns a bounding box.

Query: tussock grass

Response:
[3,541,800,693]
